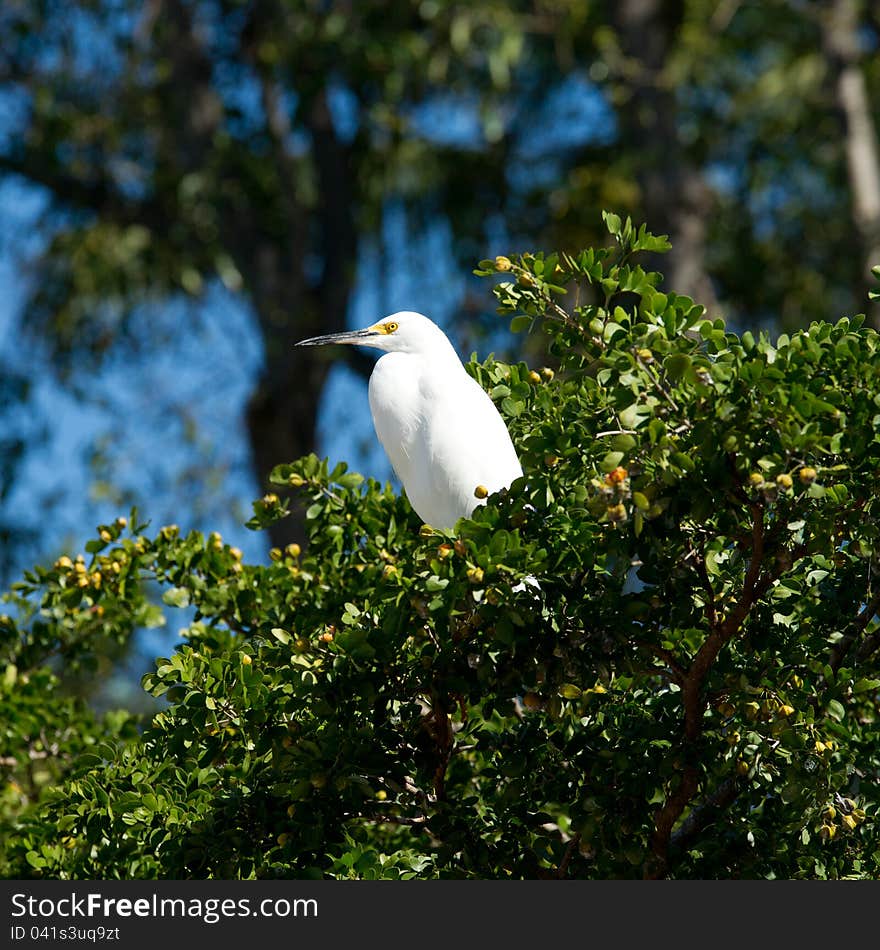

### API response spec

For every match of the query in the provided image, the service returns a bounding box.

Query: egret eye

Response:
[385,321,399,333]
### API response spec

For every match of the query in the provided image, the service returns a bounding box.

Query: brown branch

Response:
[636,642,687,686]
[683,504,766,742]
[856,628,880,662]
[669,776,743,852]
[686,537,718,630]
[829,588,880,672]
[556,832,582,879]
[647,507,811,878]
[423,691,454,802]
[646,765,699,879]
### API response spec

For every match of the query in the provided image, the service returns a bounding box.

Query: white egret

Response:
[296,311,523,530]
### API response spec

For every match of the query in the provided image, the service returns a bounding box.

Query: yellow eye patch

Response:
[371,321,399,335]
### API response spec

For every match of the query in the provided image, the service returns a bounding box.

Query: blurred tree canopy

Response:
[0,0,878,556]
[2,219,879,879]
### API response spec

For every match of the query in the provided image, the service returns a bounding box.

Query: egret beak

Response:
[295,328,379,347]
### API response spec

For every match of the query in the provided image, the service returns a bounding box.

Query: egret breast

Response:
[368,352,522,529]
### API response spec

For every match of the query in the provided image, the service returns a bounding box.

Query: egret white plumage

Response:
[296,311,523,530]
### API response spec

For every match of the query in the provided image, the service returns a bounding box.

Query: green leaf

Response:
[853,679,880,695]
[600,451,625,473]
[602,210,622,237]
[663,353,691,380]
[162,587,191,608]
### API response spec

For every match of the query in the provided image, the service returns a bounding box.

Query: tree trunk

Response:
[823,0,880,327]
[608,0,720,313]
[141,4,364,550]
[238,87,360,549]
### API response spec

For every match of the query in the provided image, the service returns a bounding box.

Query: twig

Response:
[829,588,880,672]
[357,814,427,827]
[686,537,718,630]
[669,777,743,852]
[636,642,687,686]
[556,832,582,879]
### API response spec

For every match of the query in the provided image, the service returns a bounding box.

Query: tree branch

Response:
[669,776,743,852]
[829,587,880,672]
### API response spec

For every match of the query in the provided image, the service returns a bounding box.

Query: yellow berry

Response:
[748,473,764,488]
[540,367,555,380]
[466,566,485,584]
[606,503,627,522]
[820,824,837,841]
[241,653,252,666]
[474,484,489,499]
[736,759,750,776]
[285,543,301,558]
[55,556,73,570]
[229,547,243,561]
[262,493,279,506]
[842,814,857,831]
[99,529,112,543]
[776,474,793,489]
[115,516,127,529]
[777,704,795,718]
[799,466,817,483]
[637,348,654,363]
[436,544,453,559]
[375,790,387,801]
[494,255,512,272]
[269,547,282,561]
[528,370,542,384]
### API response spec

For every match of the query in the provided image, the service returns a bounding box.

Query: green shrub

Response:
[2,216,879,879]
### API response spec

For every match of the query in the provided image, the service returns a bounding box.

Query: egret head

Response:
[295,311,454,356]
